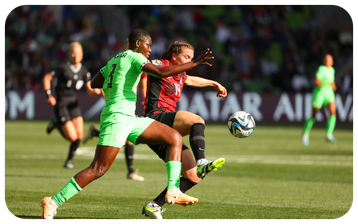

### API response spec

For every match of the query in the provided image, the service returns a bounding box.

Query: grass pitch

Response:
[4,120,354,220]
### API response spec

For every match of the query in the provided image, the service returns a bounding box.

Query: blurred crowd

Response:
[5,5,353,95]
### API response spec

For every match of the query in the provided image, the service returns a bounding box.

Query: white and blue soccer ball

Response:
[228,111,256,138]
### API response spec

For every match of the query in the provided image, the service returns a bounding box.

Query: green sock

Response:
[326,115,336,136]
[166,161,181,190]
[52,177,82,206]
[303,117,315,135]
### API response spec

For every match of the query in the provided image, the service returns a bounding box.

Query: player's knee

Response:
[68,135,78,142]
[169,131,183,148]
[187,116,204,126]
[195,116,205,125]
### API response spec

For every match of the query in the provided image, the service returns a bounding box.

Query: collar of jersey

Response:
[67,62,82,73]
[127,49,147,58]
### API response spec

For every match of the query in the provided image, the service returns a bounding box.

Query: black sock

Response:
[66,139,80,162]
[189,123,206,161]
[179,177,197,193]
[91,128,100,137]
[153,177,198,207]
[125,144,134,174]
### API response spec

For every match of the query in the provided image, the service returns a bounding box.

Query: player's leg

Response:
[41,145,120,219]
[173,111,225,178]
[47,105,66,138]
[82,124,100,144]
[125,140,144,181]
[60,120,80,168]
[173,111,206,161]
[325,101,337,142]
[142,147,200,219]
[302,107,319,146]
[41,113,129,219]
[62,105,83,168]
[302,92,323,146]
[134,118,198,206]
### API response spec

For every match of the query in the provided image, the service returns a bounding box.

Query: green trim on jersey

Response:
[100,49,150,116]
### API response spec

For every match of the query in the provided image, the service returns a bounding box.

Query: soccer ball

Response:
[228,111,256,138]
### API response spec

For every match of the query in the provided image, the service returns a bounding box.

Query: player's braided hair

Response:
[161,41,194,60]
[128,29,151,49]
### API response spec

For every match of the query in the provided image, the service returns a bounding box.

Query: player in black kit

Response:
[43,42,102,168]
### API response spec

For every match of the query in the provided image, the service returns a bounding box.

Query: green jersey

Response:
[100,49,150,116]
[315,65,335,89]
[312,65,335,108]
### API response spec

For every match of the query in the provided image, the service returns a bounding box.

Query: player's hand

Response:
[332,82,337,92]
[214,83,227,98]
[93,88,102,95]
[193,48,214,67]
[47,96,56,106]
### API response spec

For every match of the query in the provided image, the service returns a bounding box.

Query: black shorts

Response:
[146,111,189,161]
[54,100,81,125]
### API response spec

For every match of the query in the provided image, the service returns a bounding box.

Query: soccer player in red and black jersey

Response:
[141,41,227,219]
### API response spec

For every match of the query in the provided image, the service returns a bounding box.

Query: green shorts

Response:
[97,112,155,148]
[312,87,335,109]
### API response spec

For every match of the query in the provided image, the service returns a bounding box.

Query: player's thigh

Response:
[312,92,324,110]
[181,149,200,183]
[91,145,120,169]
[72,116,84,139]
[135,119,182,146]
[326,102,336,115]
[61,121,78,141]
[173,111,205,136]
[324,90,336,115]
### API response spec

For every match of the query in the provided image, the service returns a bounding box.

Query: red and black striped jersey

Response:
[143,59,187,115]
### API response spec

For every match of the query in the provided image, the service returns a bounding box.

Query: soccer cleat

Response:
[40,197,57,219]
[141,201,166,219]
[302,134,309,146]
[326,135,337,143]
[127,170,145,181]
[82,124,96,144]
[196,158,225,179]
[46,118,57,134]
[165,188,198,206]
[63,160,75,169]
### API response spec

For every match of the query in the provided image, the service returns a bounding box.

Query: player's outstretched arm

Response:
[185,76,227,98]
[142,48,214,79]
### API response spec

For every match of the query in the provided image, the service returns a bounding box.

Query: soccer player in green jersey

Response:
[40,29,214,219]
[302,54,337,146]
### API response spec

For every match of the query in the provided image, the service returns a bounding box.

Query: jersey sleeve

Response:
[100,63,109,77]
[315,66,324,80]
[50,64,64,77]
[134,53,150,71]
